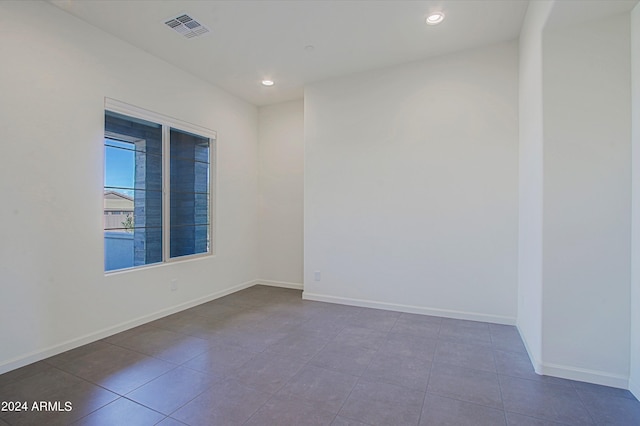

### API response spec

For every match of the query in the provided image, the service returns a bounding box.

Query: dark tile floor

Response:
[1,285,639,425]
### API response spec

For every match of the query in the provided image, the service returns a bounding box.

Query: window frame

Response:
[104,98,217,274]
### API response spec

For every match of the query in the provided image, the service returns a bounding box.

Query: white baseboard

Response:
[538,362,629,389]
[254,279,303,290]
[515,325,630,389]
[302,291,516,325]
[630,379,640,400]
[0,279,257,375]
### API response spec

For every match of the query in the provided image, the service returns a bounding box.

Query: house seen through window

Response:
[103,102,215,272]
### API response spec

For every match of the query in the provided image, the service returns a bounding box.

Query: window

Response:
[103,99,215,272]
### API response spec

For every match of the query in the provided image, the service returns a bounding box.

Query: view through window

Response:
[103,103,214,272]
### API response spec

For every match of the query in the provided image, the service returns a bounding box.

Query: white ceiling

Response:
[49,0,636,106]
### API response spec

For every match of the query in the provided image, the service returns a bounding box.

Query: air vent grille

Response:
[164,14,210,39]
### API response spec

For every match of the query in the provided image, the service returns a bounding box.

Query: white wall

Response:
[304,42,519,323]
[0,1,259,372]
[258,100,304,288]
[541,13,631,387]
[630,1,640,399]
[517,0,554,371]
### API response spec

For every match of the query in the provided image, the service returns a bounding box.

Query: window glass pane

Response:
[104,112,163,271]
[104,143,135,190]
[170,225,210,258]
[169,128,210,258]
[103,189,162,230]
[104,145,162,192]
[104,226,163,271]
[105,111,162,155]
[170,192,209,226]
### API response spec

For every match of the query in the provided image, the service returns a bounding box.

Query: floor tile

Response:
[266,332,332,362]
[439,318,492,345]
[171,379,270,426]
[261,309,311,329]
[390,313,441,338]
[494,351,574,387]
[59,381,121,420]
[505,411,570,425]
[499,375,594,425]
[230,351,305,394]
[311,303,362,322]
[215,291,270,309]
[279,365,358,412]
[494,349,537,379]
[572,380,638,400]
[56,344,175,395]
[211,323,288,352]
[361,351,430,391]
[331,416,372,426]
[126,366,217,415]
[285,318,347,338]
[420,393,506,425]
[433,340,496,372]
[379,332,437,361]
[0,367,112,403]
[3,286,638,426]
[190,302,244,321]
[245,393,336,426]
[72,397,164,426]
[489,324,519,336]
[45,341,114,368]
[1,409,72,426]
[1,368,118,425]
[262,300,326,322]
[428,362,503,409]
[149,312,220,339]
[108,327,210,364]
[182,342,256,377]
[152,308,202,325]
[489,324,527,354]
[2,406,79,426]
[578,388,640,425]
[342,308,400,332]
[309,341,377,376]
[0,361,52,388]
[101,324,158,345]
[155,418,188,426]
[332,327,387,350]
[339,378,424,426]
[213,308,273,329]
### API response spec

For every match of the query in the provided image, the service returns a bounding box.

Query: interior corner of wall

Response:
[516,323,543,375]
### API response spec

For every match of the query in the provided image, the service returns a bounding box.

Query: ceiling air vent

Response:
[164,14,210,39]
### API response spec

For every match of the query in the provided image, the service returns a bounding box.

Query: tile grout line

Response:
[490,336,509,426]
[416,319,442,426]
[571,380,602,425]
[328,311,401,426]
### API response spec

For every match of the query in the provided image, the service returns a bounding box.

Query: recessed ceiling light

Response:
[426,12,445,25]
[261,80,275,87]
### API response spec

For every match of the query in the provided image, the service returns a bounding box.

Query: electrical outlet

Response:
[314,271,321,281]
[170,279,178,291]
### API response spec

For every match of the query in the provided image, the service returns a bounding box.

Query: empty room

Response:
[1,0,640,425]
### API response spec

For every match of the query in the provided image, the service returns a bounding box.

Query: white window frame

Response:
[104,98,217,273]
